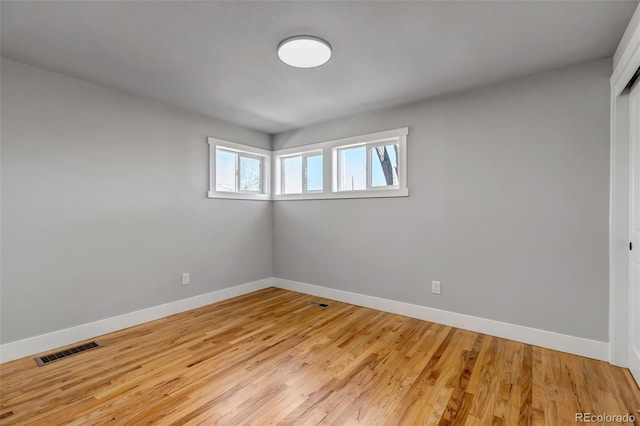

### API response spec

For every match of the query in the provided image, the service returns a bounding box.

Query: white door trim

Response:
[610,3,640,368]
[629,82,640,384]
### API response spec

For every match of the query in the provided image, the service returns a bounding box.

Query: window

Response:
[215,149,262,193]
[370,143,399,187]
[278,151,324,195]
[239,155,262,192]
[305,154,323,191]
[337,146,366,191]
[282,155,303,194]
[215,148,237,192]
[273,127,408,200]
[209,129,406,201]
[208,138,270,200]
[336,142,400,191]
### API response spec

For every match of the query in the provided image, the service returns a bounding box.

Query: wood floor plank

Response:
[1,287,638,425]
[518,344,533,426]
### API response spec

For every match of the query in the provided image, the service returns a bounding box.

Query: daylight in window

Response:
[216,148,237,192]
[370,143,399,187]
[305,155,323,192]
[280,152,324,194]
[283,156,303,194]
[212,128,406,200]
[209,138,270,200]
[337,142,399,191]
[239,155,262,192]
[338,146,366,191]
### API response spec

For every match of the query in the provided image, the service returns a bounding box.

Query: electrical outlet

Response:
[431,280,441,295]
[182,273,190,286]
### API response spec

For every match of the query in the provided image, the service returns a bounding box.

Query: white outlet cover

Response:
[182,273,190,285]
[431,280,441,295]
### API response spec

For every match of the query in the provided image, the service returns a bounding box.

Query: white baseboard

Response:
[0,278,273,363]
[273,278,610,362]
[1,277,610,364]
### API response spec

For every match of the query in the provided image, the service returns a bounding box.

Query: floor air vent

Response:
[34,341,102,366]
[309,301,330,308]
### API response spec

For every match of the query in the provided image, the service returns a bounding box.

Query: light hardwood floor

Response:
[1,287,638,425]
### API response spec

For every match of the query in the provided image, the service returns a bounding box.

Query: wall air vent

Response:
[34,341,102,366]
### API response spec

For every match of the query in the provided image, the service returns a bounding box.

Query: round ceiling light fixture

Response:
[277,35,332,69]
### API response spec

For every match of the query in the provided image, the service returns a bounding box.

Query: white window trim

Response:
[208,138,271,200]
[273,127,408,201]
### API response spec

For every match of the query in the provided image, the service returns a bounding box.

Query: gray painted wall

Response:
[1,57,612,345]
[1,59,273,344]
[273,58,611,341]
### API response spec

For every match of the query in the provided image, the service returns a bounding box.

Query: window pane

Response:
[305,155,323,192]
[339,146,366,191]
[371,144,399,187]
[239,155,261,192]
[216,149,237,192]
[283,156,302,194]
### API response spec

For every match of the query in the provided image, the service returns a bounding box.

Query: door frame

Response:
[610,5,640,367]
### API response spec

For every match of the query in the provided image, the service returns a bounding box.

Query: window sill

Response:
[272,188,409,201]
[208,191,271,201]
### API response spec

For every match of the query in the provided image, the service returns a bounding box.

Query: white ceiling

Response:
[1,1,637,134]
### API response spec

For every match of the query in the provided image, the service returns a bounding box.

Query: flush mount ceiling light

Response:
[277,35,332,69]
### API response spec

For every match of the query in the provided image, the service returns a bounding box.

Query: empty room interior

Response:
[2,0,640,424]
